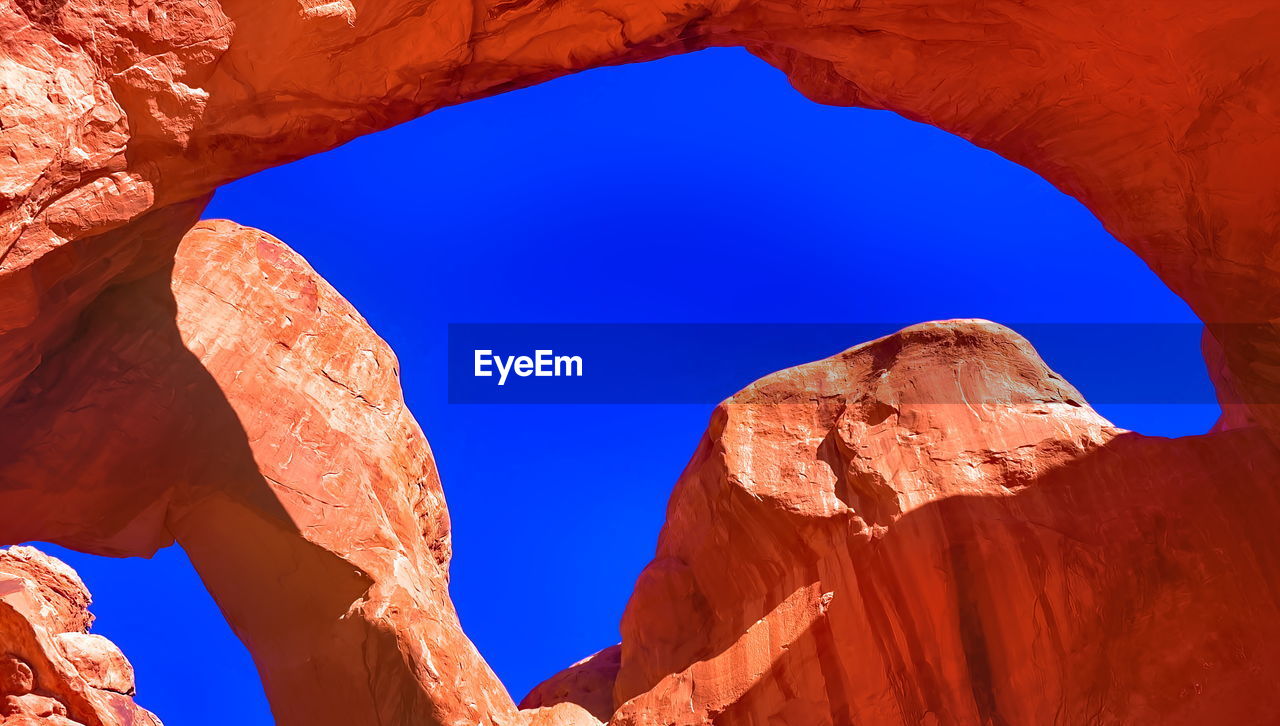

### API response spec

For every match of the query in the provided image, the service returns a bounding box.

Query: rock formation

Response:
[0,220,521,725]
[519,321,1280,724]
[521,645,621,722]
[596,322,1280,725]
[0,546,160,726]
[4,0,1280,436]
[2,0,1280,724]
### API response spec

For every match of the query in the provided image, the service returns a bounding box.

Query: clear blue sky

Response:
[41,47,1214,724]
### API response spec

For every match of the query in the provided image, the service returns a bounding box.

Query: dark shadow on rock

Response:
[617,424,1280,724]
[0,206,391,724]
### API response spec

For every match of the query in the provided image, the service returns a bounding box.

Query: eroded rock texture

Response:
[2,0,1280,725]
[3,0,1280,433]
[580,322,1280,725]
[521,645,621,723]
[0,546,159,726]
[0,221,520,725]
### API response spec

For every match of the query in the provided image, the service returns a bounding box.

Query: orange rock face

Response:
[594,322,1280,725]
[521,645,621,722]
[0,546,160,726]
[3,0,1280,432]
[2,0,1280,725]
[1,220,519,725]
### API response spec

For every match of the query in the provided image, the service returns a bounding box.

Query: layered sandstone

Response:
[0,546,160,726]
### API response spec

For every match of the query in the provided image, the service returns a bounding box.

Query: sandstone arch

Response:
[4,0,1278,424]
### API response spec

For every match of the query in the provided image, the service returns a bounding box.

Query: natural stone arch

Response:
[5,0,1278,428]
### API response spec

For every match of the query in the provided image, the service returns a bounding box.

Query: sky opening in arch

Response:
[43,46,1214,725]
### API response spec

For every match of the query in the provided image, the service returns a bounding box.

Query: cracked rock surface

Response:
[0,546,160,726]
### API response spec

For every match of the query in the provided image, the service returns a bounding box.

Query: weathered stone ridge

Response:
[0,546,160,726]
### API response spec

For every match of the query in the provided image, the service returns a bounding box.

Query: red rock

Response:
[521,702,603,726]
[1,221,519,725]
[0,545,93,634]
[0,546,160,726]
[55,634,136,696]
[4,221,1280,725]
[521,645,621,722]
[0,217,615,725]
[603,322,1280,725]
[2,0,1279,434]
